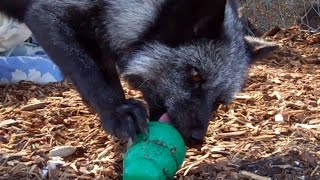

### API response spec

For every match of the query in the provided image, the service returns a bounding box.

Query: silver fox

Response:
[0,0,278,145]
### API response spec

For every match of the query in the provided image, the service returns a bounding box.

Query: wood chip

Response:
[21,102,47,111]
[311,165,319,177]
[235,95,252,100]
[289,60,301,67]
[251,135,276,140]
[0,119,19,128]
[2,152,28,160]
[295,124,320,129]
[216,131,247,138]
[1,27,320,179]
[240,171,272,180]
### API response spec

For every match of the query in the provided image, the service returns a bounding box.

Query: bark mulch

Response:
[1,27,319,179]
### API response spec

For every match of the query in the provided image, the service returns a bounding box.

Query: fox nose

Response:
[190,130,205,145]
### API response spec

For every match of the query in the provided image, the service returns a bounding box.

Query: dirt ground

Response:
[1,27,320,180]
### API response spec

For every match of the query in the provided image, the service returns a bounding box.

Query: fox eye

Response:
[191,68,202,82]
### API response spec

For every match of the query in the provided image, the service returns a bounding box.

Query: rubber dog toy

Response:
[123,115,186,180]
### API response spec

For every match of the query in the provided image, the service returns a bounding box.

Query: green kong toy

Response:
[123,121,186,180]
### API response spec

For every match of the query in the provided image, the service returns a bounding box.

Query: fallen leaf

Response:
[49,146,77,157]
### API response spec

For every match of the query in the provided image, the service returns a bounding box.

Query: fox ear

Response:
[244,36,279,61]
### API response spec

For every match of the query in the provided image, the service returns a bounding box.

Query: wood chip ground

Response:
[1,27,319,179]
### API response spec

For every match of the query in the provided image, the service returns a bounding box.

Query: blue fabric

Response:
[0,34,64,85]
[0,55,64,84]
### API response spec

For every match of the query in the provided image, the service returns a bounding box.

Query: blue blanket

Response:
[0,55,64,84]
[0,32,64,85]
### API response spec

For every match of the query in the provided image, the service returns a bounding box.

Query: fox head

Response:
[120,0,278,145]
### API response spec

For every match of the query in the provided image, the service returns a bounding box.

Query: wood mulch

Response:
[1,27,319,179]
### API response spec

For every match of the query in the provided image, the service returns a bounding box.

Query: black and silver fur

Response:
[0,0,278,145]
